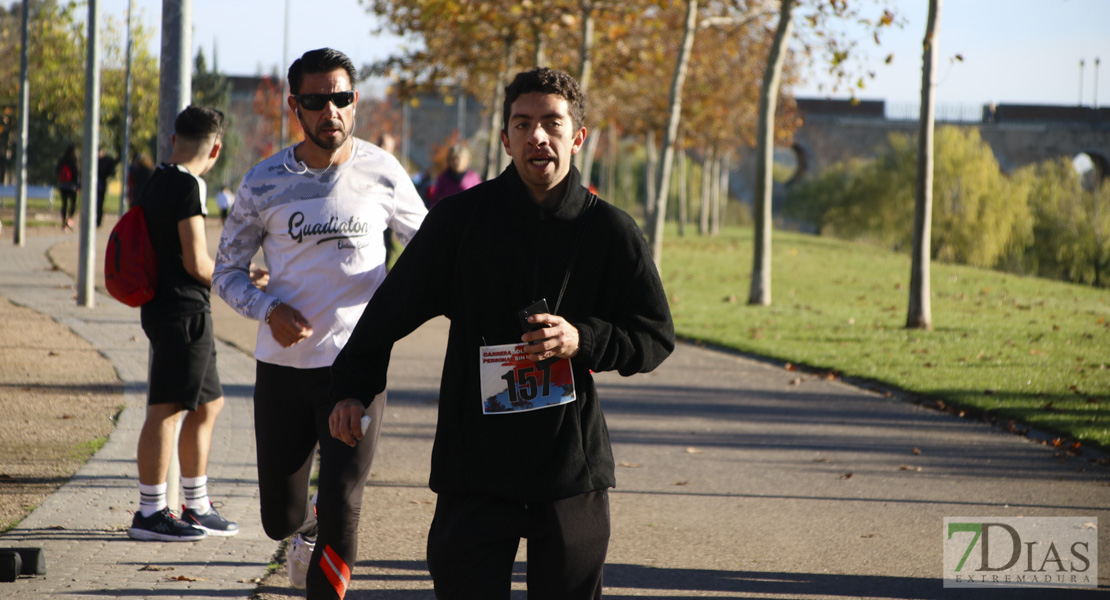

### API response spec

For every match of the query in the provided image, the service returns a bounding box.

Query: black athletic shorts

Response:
[143,311,222,410]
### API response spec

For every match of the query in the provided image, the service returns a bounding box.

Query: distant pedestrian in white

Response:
[215,184,234,225]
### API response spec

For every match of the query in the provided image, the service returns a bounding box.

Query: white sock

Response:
[139,482,167,517]
[182,475,211,514]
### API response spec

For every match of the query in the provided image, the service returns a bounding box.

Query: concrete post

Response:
[12,0,30,247]
[77,0,101,308]
[158,0,192,511]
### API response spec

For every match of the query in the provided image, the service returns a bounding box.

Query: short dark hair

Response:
[288,48,358,95]
[502,68,586,133]
[175,105,226,141]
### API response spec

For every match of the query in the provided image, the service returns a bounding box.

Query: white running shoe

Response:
[288,532,316,591]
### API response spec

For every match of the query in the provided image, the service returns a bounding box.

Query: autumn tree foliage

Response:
[0,0,160,185]
[361,0,895,278]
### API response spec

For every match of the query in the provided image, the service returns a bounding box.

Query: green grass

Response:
[0,192,220,226]
[0,191,125,226]
[660,225,1110,452]
[69,436,109,462]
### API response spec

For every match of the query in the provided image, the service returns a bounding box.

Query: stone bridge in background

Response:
[731,98,1110,206]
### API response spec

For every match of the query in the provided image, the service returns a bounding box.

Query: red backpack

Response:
[104,206,158,307]
[58,163,74,184]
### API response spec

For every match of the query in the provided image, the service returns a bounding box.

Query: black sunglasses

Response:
[293,91,356,111]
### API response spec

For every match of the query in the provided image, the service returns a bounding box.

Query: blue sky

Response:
[103,0,1107,108]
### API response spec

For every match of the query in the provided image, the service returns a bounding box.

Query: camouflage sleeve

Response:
[213,181,277,321]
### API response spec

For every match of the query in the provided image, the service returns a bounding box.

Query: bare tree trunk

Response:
[716,152,730,235]
[710,152,721,235]
[678,147,688,237]
[580,131,600,191]
[533,22,546,67]
[748,0,795,306]
[649,0,698,270]
[907,0,941,330]
[577,1,596,92]
[485,35,516,180]
[574,1,603,184]
[604,122,617,202]
[699,147,713,236]
[645,130,657,225]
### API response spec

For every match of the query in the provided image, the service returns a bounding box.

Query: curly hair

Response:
[502,68,586,133]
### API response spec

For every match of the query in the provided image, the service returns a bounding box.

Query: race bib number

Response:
[479,343,576,414]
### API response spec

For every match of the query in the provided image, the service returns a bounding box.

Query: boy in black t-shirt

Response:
[127,106,239,542]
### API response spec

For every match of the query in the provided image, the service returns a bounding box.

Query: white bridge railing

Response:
[885,102,985,123]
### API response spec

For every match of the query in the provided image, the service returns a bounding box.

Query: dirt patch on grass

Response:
[0,296,124,532]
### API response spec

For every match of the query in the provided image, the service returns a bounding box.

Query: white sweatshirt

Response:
[214,138,427,369]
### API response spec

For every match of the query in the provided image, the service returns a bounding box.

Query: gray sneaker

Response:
[127,507,207,542]
[182,504,240,537]
[288,532,315,590]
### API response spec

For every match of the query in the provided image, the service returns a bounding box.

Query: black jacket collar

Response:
[496,162,589,222]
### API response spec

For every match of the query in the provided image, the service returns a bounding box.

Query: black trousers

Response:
[59,189,77,220]
[253,361,386,600]
[427,490,610,599]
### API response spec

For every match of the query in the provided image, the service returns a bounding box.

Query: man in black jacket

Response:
[329,67,674,598]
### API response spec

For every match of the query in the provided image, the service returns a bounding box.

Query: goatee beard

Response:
[306,127,350,152]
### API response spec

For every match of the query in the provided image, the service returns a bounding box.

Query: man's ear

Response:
[571,127,587,154]
[209,140,222,159]
[500,130,510,155]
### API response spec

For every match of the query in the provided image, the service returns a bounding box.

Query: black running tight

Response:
[253,361,386,600]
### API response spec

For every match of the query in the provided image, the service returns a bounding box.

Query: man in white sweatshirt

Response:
[213,48,426,599]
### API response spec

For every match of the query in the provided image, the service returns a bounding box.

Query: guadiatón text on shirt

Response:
[288,211,371,244]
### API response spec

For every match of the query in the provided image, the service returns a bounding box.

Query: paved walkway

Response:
[2,225,1108,599]
[0,230,274,599]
